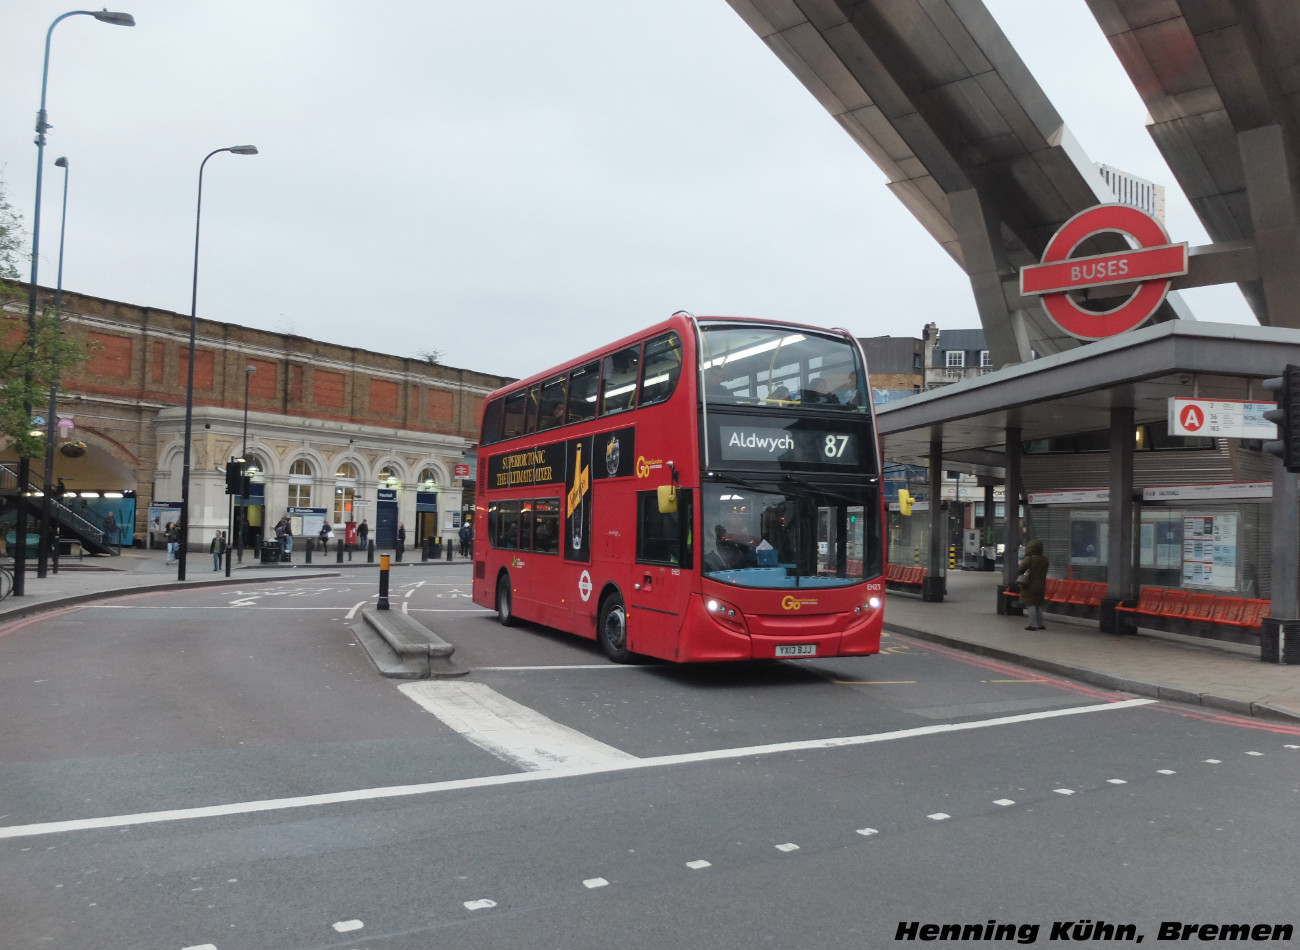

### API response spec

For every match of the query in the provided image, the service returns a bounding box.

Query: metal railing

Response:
[0,461,118,553]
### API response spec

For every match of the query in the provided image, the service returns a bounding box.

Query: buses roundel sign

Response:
[1019,204,1188,340]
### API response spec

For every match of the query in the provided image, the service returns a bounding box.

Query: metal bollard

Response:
[367,540,375,563]
[395,542,403,563]
[377,553,390,610]
[446,539,454,561]
[421,538,429,561]
[337,538,344,563]
[305,543,312,564]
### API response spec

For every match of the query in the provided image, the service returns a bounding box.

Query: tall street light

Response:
[14,7,134,598]
[236,364,255,565]
[178,145,258,581]
[36,155,70,579]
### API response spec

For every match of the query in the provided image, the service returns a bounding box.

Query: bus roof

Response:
[482,313,860,401]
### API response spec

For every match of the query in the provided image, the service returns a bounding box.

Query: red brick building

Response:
[2,288,512,550]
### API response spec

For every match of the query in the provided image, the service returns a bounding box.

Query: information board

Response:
[1182,513,1238,589]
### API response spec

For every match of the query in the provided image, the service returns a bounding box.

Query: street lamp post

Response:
[178,145,258,581]
[14,7,133,598]
[36,156,70,579]
[235,365,255,565]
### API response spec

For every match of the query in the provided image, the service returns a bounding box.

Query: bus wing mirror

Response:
[898,488,913,516]
[657,484,678,514]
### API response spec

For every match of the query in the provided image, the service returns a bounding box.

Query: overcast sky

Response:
[1,1,1254,381]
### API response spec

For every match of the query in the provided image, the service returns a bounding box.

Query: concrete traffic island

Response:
[356,607,467,679]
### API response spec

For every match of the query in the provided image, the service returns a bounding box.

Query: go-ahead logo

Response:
[636,455,664,478]
[781,595,818,611]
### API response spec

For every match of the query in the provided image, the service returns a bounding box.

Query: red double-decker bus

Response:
[471,312,885,663]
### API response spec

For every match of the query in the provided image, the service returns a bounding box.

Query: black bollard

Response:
[421,538,429,561]
[446,539,454,561]
[367,539,375,563]
[395,542,403,563]
[377,553,390,611]
[337,538,344,563]
[305,543,312,564]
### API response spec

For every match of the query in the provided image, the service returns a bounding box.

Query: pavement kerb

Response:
[0,570,344,624]
[887,621,1300,725]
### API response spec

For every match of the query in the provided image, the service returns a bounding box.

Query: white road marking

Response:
[1157,769,1176,774]
[1106,778,1127,784]
[344,601,367,621]
[775,842,799,851]
[399,682,638,771]
[476,664,638,671]
[686,860,711,869]
[927,814,949,821]
[993,799,1015,806]
[583,877,609,888]
[464,899,496,911]
[1054,788,1075,795]
[1204,758,1222,764]
[332,919,363,933]
[855,828,879,836]
[0,698,1155,841]
[182,945,218,950]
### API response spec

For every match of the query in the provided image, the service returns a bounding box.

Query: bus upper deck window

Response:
[537,375,567,430]
[567,361,599,424]
[502,390,527,440]
[601,345,640,415]
[523,383,541,434]
[481,397,504,445]
[639,332,682,407]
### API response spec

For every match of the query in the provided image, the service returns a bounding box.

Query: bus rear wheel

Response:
[598,592,632,663]
[496,574,516,626]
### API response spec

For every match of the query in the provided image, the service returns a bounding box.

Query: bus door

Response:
[627,489,694,656]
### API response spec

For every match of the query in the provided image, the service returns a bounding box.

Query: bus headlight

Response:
[706,598,738,619]
[868,596,882,609]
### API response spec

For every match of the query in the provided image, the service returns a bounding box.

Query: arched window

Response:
[288,459,313,508]
[378,466,401,488]
[418,468,439,491]
[334,460,359,523]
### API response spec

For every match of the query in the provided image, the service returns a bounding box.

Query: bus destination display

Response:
[712,416,861,467]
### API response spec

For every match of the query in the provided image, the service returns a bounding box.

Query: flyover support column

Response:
[1100,406,1136,634]
[998,426,1022,615]
[923,429,945,602]
[1260,460,1300,663]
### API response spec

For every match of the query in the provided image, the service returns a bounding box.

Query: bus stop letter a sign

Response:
[1020,204,1188,340]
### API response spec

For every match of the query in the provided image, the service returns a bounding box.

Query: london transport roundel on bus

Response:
[1019,204,1188,340]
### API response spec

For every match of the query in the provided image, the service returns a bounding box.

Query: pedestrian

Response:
[1017,539,1050,630]
[459,521,472,557]
[318,520,333,552]
[396,522,406,551]
[210,530,226,571]
[164,521,178,564]
[102,510,118,546]
[357,519,369,550]
[275,515,294,558]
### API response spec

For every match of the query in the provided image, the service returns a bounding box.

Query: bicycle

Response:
[0,563,12,602]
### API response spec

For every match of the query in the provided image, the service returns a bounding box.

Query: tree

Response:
[0,173,88,460]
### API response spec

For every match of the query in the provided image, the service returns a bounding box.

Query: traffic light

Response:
[897,488,914,516]
[1262,365,1300,473]
[225,459,243,495]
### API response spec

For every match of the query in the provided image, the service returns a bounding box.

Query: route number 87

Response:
[824,434,849,458]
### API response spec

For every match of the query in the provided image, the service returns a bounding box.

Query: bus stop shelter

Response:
[876,320,1300,660]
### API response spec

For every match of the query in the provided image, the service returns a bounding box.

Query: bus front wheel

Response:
[598,592,632,663]
[496,574,516,626]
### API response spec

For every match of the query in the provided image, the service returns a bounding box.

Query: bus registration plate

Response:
[776,644,817,657]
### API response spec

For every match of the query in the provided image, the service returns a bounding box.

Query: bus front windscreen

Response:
[698,322,866,409]
[701,480,880,588]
